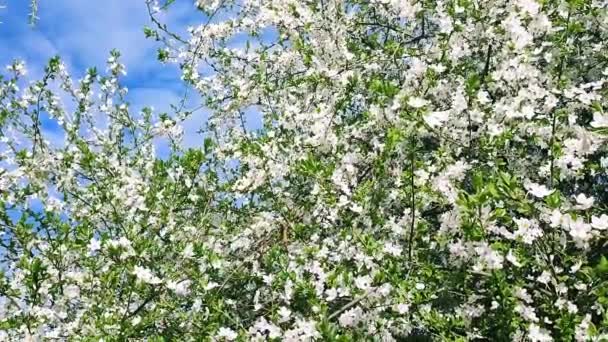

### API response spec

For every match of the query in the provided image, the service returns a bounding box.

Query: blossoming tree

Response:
[1,0,608,340]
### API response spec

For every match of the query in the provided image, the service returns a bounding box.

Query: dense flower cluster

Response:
[1,0,608,340]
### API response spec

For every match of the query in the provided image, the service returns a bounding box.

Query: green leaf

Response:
[157,48,169,62]
[545,190,561,208]
[143,26,156,38]
[597,256,608,274]
[472,171,484,192]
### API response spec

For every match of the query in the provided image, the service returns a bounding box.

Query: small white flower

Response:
[354,275,373,291]
[515,0,540,16]
[394,303,410,314]
[277,306,292,323]
[132,266,163,285]
[570,261,583,273]
[477,90,491,104]
[566,301,578,314]
[516,303,538,321]
[506,249,522,267]
[131,316,142,326]
[528,323,553,342]
[338,306,363,327]
[475,244,504,270]
[205,281,219,291]
[514,218,543,244]
[326,288,338,301]
[7,61,27,76]
[590,112,608,128]
[293,318,320,339]
[383,241,402,256]
[431,63,447,73]
[88,238,101,254]
[575,314,593,342]
[167,280,191,296]
[64,284,80,299]
[449,240,468,258]
[568,217,592,243]
[548,209,563,228]
[574,194,594,210]
[516,288,533,304]
[251,317,281,338]
[537,270,552,285]
[424,110,450,128]
[408,96,429,109]
[415,283,425,290]
[182,243,194,258]
[262,274,274,285]
[216,327,238,341]
[108,236,133,250]
[591,214,608,230]
[524,182,554,198]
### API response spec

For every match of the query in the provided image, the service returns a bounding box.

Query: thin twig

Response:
[328,290,373,320]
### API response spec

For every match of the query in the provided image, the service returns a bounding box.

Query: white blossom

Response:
[525,182,554,198]
[338,306,364,328]
[407,97,429,109]
[133,266,163,285]
[216,327,238,341]
[590,112,608,128]
[528,324,553,342]
[591,214,608,230]
[424,110,450,128]
[574,194,595,210]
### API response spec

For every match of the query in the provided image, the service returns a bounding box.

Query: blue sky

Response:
[0,1,270,226]
[0,0,213,154]
[0,0,196,97]
[0,0,217,224]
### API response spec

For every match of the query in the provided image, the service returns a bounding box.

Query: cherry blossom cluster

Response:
[1,0,607,340]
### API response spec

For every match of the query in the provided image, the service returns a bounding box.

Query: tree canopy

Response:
[1,0,608,340]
